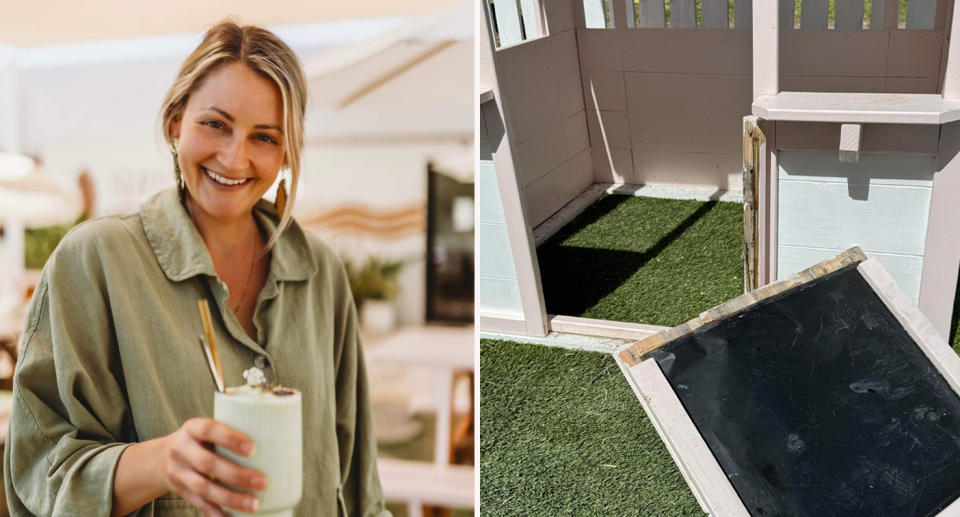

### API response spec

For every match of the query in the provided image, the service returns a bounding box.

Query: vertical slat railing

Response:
[801,0,830,28]
[611,0,629,27]
[702,0,730,28]
[583,0,608,27]
[734,0,753,28]
[906,0,938,28]
[624,0,637,27]
[637,0,667,27]
[519,0,540,38]
[835,0,866,29]
[671,0,698,27]
[494,0,524,45]
[780,0,795,28]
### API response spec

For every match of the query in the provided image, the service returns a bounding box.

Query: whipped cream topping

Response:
[230,366,296,397]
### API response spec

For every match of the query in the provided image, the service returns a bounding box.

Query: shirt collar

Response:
[140,188,319,283]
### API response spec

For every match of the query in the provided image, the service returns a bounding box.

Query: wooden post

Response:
[478,0,550,337]
[944,0,960,98]
[754,0,779,99]
[920,120,960,339]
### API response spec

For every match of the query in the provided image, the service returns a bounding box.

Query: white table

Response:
[364,324,474,517]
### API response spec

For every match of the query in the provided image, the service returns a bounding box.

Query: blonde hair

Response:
[160,21,307,249]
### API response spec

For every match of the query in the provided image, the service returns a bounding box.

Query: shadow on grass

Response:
[538,196,719,317]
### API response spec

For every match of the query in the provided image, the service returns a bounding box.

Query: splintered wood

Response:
[618,246,868,366]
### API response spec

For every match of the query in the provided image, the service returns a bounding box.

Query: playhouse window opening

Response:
[488,0,542,48]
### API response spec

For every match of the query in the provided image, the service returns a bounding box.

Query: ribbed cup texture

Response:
[214,391,302,516]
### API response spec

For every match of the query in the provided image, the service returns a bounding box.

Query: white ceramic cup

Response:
[213,388,302,517]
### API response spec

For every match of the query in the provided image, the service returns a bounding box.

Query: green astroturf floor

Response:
[537,195,744,327]
[479,339,704,516]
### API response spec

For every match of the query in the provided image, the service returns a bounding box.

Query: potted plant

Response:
[344,256,404,333]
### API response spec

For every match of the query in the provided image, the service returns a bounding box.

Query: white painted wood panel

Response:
[777,181,932,255]
[671,0,697,28]
[592,146,634,183]
[543,0,576,33]
[637,0,667,27]
[516,123,566,186]
[835,0,866,29]
[509,80,562,143]
[587,109,632,149]
[583,0,608,28]
[633,149,743,189]
[777,150,935,186]
[556,70,586,118]
[478,141,505,225]
[774,122,940,155]
[777,244,924,302]
[779,75,885,93]
[562,110,591,156]
[478,222,522,280]
[494,0,524,47]
[733,0,751,29]
[625,72,752,115]
[629,112,742,154]
[619,30,751,74]
[477,275,526,315]
[906,0,938,29]
[800,0,829,29]
[477,140,524,318]
[778,151,933,257]
[887,30,943,78]
[583,70,628,111]
[780,30,888,77]
[495,37,554,95]
[576,29,623,71]
[524,148,593,225]
[702,0,729,28]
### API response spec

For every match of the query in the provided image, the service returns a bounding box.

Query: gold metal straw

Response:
[197,299,225,392]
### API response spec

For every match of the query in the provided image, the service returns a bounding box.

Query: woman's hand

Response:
[159,417,267,517]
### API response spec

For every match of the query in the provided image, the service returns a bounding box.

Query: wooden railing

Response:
[581,0,939,29]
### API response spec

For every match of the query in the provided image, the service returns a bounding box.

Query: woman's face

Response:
[170,62,285,221]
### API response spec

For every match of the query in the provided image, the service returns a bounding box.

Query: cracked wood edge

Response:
[618,246,869,366]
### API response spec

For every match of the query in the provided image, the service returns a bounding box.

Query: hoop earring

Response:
[275,175,287,216]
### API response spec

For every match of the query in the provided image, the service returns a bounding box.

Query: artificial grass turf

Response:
[479,339,703,517]
[537,195,743,327]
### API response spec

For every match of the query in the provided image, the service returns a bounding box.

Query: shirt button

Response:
[254,356,269,369]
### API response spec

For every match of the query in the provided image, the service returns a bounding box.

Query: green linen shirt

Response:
[3,188,390,517]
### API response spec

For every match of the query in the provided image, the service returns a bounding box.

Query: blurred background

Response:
[0,1,473,515]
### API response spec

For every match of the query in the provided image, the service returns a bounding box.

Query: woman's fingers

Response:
[173,434,267,491]
[178,488,228,517]
[170,454,260,514]
[184,417,254,457]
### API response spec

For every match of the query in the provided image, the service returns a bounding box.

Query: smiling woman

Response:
[2,22,390,517]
